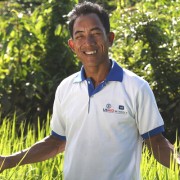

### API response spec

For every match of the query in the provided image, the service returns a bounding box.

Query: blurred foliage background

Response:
[0,0,179,142]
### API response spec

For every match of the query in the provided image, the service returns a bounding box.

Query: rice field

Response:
[0,115,179,180]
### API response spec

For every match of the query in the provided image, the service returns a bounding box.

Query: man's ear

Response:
[108,32,115,47]
[68,39,75,52]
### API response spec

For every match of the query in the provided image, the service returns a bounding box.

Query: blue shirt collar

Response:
[73,60,123,83]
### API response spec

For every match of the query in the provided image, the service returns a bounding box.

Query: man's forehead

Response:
[73,14,104,33]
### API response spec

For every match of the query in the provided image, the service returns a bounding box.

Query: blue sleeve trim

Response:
[51,130,66,141]
[141,125,165,139]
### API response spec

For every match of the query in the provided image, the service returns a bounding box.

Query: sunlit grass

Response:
[0,115,179,179]
[141,143,180,180]
[0,114,64,180]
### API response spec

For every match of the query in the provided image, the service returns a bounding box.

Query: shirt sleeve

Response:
[50,85,66,138]
[136,81,165,139]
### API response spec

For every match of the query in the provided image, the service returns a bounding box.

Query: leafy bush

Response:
[0,0,78,125]
[110,0,180,142]
[0,0,179,141]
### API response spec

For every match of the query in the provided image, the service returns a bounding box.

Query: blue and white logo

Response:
[106,104,111,109]
[119,105,124,110]
[103,104,127,114]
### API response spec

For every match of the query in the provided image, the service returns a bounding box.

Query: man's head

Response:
[67,2,114,69]
[68,1,110,38]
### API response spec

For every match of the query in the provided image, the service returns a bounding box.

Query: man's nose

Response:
[85,35,95,45]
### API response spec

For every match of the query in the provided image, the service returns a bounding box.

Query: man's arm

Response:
[145,133,180,168]
[0,135,66,173]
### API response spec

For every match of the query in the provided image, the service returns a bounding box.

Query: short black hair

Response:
[68,1,110,38]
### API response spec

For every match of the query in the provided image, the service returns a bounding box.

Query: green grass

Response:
[141,144,180,180]
[0,115,179,179]
[0,115,64,180]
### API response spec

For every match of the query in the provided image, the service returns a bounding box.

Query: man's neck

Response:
[84,60,111,87]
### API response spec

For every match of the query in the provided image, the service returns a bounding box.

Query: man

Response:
[0,1,179,179]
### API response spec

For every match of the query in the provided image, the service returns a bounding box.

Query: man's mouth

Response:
[84,50,97,55]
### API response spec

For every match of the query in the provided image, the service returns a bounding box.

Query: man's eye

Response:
[93,31,101,34]
[92,32,102,36]
[75,35,83,40]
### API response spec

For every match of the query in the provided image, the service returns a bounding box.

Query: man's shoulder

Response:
[61,72,80,84]
[112,60,146,85]
[122,68,146,84]
[121,68,150,95]
[55,71,80,95]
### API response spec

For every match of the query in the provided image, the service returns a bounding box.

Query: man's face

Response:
[68,13,114,68]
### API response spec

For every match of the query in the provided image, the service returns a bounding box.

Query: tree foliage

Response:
[0,0,78,125]
[0,0,179,141]
[110,0,180,142]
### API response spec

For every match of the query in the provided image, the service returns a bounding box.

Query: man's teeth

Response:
[84,50,96,55]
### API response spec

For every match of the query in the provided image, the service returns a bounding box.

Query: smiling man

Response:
[68,12,114,87]
[0,1,179,180]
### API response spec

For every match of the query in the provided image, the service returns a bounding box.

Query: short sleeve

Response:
[50,85,66,137]
[136,81,164,139]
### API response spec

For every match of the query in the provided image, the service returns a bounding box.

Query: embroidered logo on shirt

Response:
[119,105,124,110]
[103,104,127,114]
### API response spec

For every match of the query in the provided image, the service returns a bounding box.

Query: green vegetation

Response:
[0,0,180,178]
[110,0,180,142]
[0,116,64,180]
[0,0,179,141]
[0,0,79,125]
[0,117,179,179]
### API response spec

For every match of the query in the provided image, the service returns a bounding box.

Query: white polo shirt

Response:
[50,60,164,180]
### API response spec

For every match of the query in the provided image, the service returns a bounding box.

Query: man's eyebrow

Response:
[74,27,102,36]
[74,30,84,36]
[90,27,102,32]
